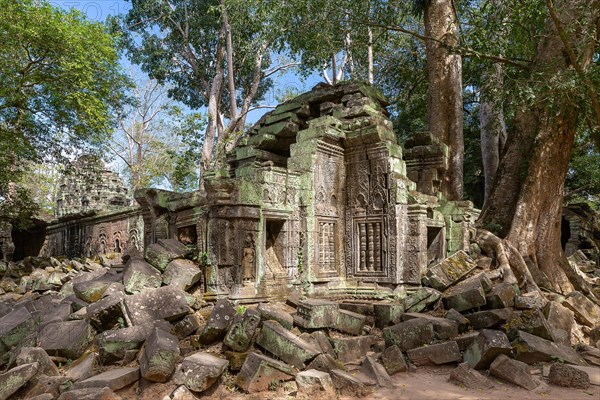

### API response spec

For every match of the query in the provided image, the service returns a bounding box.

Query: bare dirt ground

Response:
[118,365,600,400]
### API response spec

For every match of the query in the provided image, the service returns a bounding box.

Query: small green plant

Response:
[235,305,247,315]
[268,379,281,391]
[483,223,503,236]
[117,316,126,329]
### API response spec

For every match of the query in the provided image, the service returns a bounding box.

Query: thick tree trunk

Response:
[424,0,464,201]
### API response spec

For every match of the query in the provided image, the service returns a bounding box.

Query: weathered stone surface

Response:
[122,258,161,294]
[173,314,201,339]
[563,291,600,327]
[330,368,370,397]
[225,351,248,371]
[38,319,95,359]
[401,313,459,340]
[73,279,111,303]
[333,308,365,335]
[331,336,375,363]
[589,326,600,345]
[490,354,537,390]
[423,250,477,291]
[465,308,513,329]
[198,299,236,344]
[0,362,39,400]
[515,291,545,310]
[512,330,586,365]
[548,362,590,389]
[296,369,334,392]
[455,332,479,352]
[75,367,139,391]
[505,309,555,341]
[162,259,201,290]
[543,301,574,346]
[236,352,297,393]
[443,275,487,312]
[383,318,435,351]
[66,351,97,382]
[173,352,228,393]
[124,286,190,326]
[486,283,517,309]
[25,375,69,399]
[98,324,160,364]
[87,293,126,331]
[306,353,342,373]
[407,341,461,366]
[256,320,320,369]
[57,387,122,400]
[446,308,470,333]
[0,306,36,349]
[26,394,54,400]
[16,347,59,376]
[360,355,393,387]
[139,328,180,383]
[223,308,261,352]
[405,287,442,313]
[311,330,336,357]
[144,239,190,272]
[169,385,197,400]
[373,303,404,329]
[294,299,338,329]
[257,303,293,329]
[449,363,494,390]
[382,345,408,374]
[463,329,512,370]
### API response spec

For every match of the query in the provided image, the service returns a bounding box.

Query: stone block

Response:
[87,293,126,331]
[455,332,479,352]
[489,354,537,390]
[257,303,293,329]
[465,308,513,329]
[505,309,554,341]
[139,328,180,383]
[382,345,408,374]
[65,351,96,382]
[16,347,59,376]
[122,258,161,294]
[0,362,39,400]
[306,353,342,373]
[296,369,334,392]
[25,375,69,399]
[407,341,461,366]
[57,387,121,400]
[293,299,338,329]
[38,320,95,359]
[514,291,544,310]
[383,318,435,351]
[463,329,512,370]
[404,287,442,313]
[173,352,228,393]
[333,308,365,335]
[198,298,236,344]
[443,276,487,312]
[512,330,586,365]
[256,320,320,369]
[401,313,459,340]
[548,363,590,389]
[173,314,201,339]
[373,303,404,329]
[74,367,139,391]
[563,291,600,327]
[339,301,374,317]
[331,335,375,363]
[223,308,261,352]
[0,306,36,349]
[486,283,517,309]
[446,308,470,333]
[360,355,393,387]
[543,301,574,346]
[98,323,164,364]
[224,351,248,371]
[163,259,201,290]
[73,279,111,303]
[311,330,335,357]
[124,286,190,326]
[236,352,297,393]
[330,369,369,397]
[144,239,190,272]
[423,250,477,291]
[449,363,494,390]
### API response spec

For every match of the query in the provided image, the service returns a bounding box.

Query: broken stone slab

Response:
[144,239,190,272]
[548,362,590,389]
[331,335,375,363]
[311,330,336,357]
[486,283,517,309]
[139,327,180,383]
[223,308,261,352]
[66,351,96,382]
[423,250,477,291]
[543,364,600,386]
[235,352,297,393]
[173,314,201,339]
[162,259,201,290]
[0,362,39,400]
[515,291,545,310]
[98,322,168,364]
[293,299,338,329]
[446,308,470,333]
[463,329,512,370]
[225,351,248,371]
[442,275,487,312]
[306,353,343,373]
[256,320,320,369]
[512,330,587,365]
[382,345,408,374]
[16,347,59,376]
[0,306,36,350]
[449,363,494,390]
[455,332,480,352]
[38,319,95,359]
[74,367,139,391]
[57,387,122,400]
[505,309,555,341]
[330,368,370,397]
[465,308,513,329]
[373,303,404,329]
[87,293,126,331]
[122,258,161,294]
[333,308,365,335]
[360,355,393,387]
[589,326,600,345]
[257,302,293,329]
[543,301,574,346]
[296,369,334,392]
[575,344,600,366]
[73,279,111,303]
[173,352,228,393]
[198,298,236,344]
[26,394,54,400]
[490,354,537,390]
[407,341,461,366]
[401,312,459,340]
[25,375,70,399]
[383,318,435,351]
[404,287,442,313]
[124,286,190,326]
[562,291,600,327]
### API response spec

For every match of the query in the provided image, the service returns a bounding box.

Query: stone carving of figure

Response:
[242,234,255,283]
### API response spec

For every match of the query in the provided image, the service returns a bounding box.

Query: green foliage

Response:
[565,130,600,209]
[235,305,247,315]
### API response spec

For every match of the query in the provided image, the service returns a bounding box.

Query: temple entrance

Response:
[264,219,286,279]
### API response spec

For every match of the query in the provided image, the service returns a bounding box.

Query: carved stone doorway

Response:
[264,219,286,280]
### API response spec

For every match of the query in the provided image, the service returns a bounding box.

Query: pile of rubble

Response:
[0,243,599,399]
